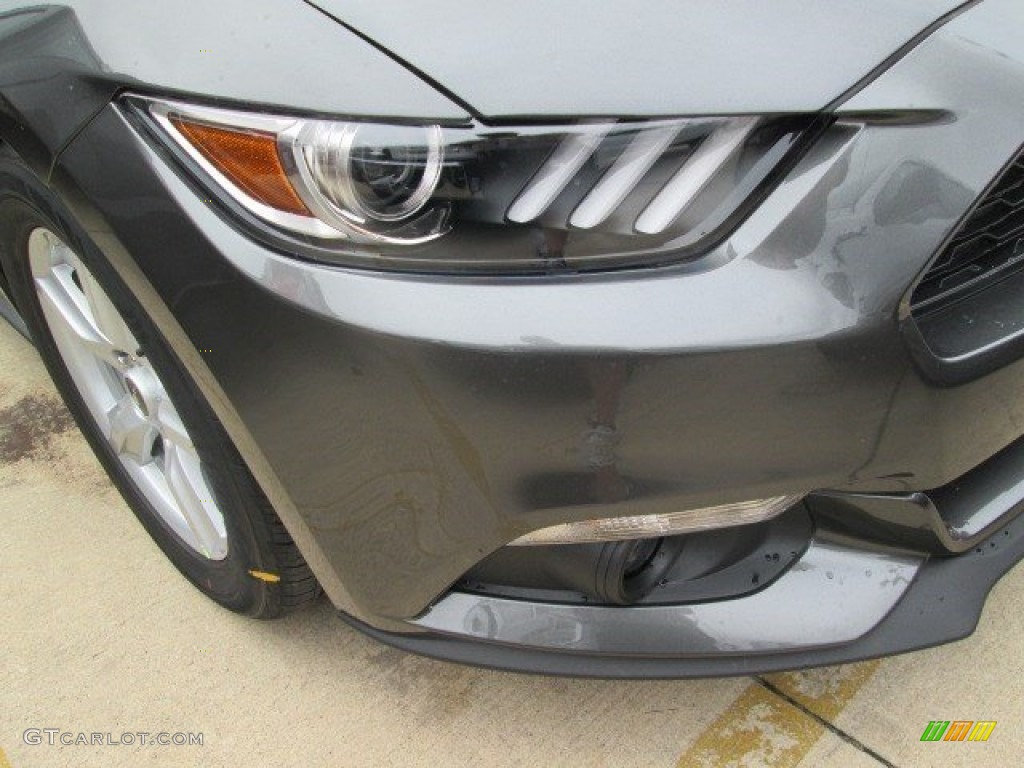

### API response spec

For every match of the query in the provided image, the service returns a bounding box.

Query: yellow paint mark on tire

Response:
[248,569,281,583]
[676,661,880,768]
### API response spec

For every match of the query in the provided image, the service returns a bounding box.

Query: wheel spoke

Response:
[35,267,126,370]
[164,442,226,559]
[75,260,140,356]
[154,396,193,453]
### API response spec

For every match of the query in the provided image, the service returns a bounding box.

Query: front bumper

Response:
[345,503,1024,677]
[46,0,1024,673]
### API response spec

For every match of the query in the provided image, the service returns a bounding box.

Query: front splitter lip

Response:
[337,509,1024,678]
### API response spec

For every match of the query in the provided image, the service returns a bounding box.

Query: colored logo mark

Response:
[920,720,996,742]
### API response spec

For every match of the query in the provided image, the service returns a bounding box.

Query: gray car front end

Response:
[2,0,1024,676]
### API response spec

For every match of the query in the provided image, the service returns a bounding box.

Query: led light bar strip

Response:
[570,123,682,229]
[635,117,758,235]
[506,127,610,223]
[510,494,802,546]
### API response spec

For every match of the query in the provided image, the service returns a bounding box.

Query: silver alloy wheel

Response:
[28,227,228,559]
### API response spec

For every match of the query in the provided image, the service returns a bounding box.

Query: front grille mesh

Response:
[912,151,1024,314]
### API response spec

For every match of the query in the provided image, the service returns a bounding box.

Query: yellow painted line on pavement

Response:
[676,661,880,767]
[763,661,880,721]
[0,746,11,768]
[677,683,821,767]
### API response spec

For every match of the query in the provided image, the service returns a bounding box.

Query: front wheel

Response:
[0,157,319,617]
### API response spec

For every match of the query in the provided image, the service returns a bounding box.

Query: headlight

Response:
[133,96,821,274]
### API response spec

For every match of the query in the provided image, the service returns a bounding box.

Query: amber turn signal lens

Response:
[169,117,310,216]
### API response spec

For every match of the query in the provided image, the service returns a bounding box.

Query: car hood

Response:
[307,0,968,118]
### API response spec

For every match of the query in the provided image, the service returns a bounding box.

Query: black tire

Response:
[0,151,319,618]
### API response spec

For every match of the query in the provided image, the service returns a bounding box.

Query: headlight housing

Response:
[132,96,822,274]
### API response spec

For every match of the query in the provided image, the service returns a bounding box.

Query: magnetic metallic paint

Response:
[47,17,1024,622]
[306,0,970,117]
[3,0,1024,673]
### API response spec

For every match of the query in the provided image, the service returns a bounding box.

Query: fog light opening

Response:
[594,537,674,605]
[623,537,661,579]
